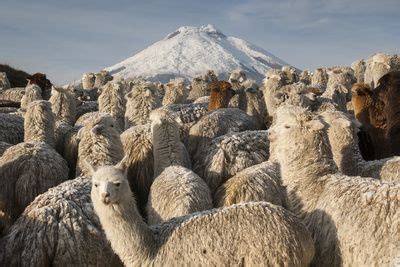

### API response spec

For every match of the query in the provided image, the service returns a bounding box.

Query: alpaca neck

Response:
[279,137,337,215]
[94,196,156,266]
[329,128,365,176]
[152,120,184,177]
[208,92,229,111]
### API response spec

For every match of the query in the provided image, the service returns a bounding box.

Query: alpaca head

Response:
[208,81,236,111]
[90,162,130,205]
[268,105,327,163]
[351,83,373,118]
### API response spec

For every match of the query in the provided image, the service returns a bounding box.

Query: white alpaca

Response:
[146,165,212,225]
[269,105,400,266]
[90,163,315,266]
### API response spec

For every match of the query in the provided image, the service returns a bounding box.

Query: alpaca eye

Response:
[94,183,99,187]
[115,183,121,187]
[284,125,291,129]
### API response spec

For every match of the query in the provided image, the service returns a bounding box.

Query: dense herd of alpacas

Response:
[0,52,398,266]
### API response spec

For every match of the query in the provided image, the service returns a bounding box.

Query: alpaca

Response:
[193,130,269,194]
[124,81,161,129]
[208,81,235,111]
[311,67,328,91]
[82,72,96,89]
[299,70,311,85]
[320,84,348,112]
[326,67,356,101]
[94,70,113,88]
[281,65,298,84]
[237,80,268,128]
[146,165,212,225]
[188,108,259,163]
[162,102,209,145]
[269,105,400,266]
[228,69,247,91]
[188,75,210,101]
[150,109,191,177]
[76,100,98,119]
[204,69,218,83]
[0,176,123,266]
[0,142,69,232]
[364,52,400,88]
[76,114,124,176]
[351,59,366,83]
[0,113,24,144]
[49,86,77,125]
[322,109,400,182]
[26,73,52,99]
[24,100,55,147]
[351,83,388,159]
[0,87,25,103]
[214,161,286,208]
[374,71,400,156]
[162,78,188,106]
[120,124,154,215]
[90,163,315,267]
[98,81,126,131]
[0,72,11,90]
[20,83,42,111]
[0,100,68,232]
[262,70,313,117]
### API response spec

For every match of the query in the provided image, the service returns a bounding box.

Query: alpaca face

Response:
[268,106,325,158]
[91,166,129,205]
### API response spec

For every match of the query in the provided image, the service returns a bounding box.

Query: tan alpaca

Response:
[90,163,315,266]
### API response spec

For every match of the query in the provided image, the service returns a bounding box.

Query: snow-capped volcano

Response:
[106,24,292,83]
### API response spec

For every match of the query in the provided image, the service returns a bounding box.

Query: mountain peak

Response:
[107,25,292,83]
[164,24,225,40]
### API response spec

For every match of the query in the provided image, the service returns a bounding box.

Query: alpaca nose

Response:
[101,192,110,198]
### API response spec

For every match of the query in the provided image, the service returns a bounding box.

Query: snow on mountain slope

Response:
[106,24,292,83]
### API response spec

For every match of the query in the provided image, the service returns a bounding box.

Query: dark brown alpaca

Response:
[208,81,235,111]
[27,73,53,100]
[374,71,400,155]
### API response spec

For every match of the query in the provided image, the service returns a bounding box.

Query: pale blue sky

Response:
[0,0,399,84]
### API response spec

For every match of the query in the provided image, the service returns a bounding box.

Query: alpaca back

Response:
[98,81,126,131]
[124,82,161,128]
[24,100,55,147]
[20,84,42,111]
[150,109,191,177]
[146,165,212,225]
[162,78,188,106]
[0,176,122,266]
[0,113,24,144]
[120,124,154,214]
[0,141,68,232]
[49,86,77,125]
[76,115,124,176]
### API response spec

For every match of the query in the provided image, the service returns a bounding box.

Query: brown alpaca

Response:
[375,71,400,155]
[351,83,389,159]
[208,81,235,111]
[27,73,53,99]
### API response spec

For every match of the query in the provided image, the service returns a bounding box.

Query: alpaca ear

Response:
[332,117,351,128]
[84,160,96,176]
[115,156,128,177]
[91,125,103,135]
[145,89,152,97]
[305,119,325,131]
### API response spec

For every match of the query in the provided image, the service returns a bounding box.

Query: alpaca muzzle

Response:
[101,192,111,205]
